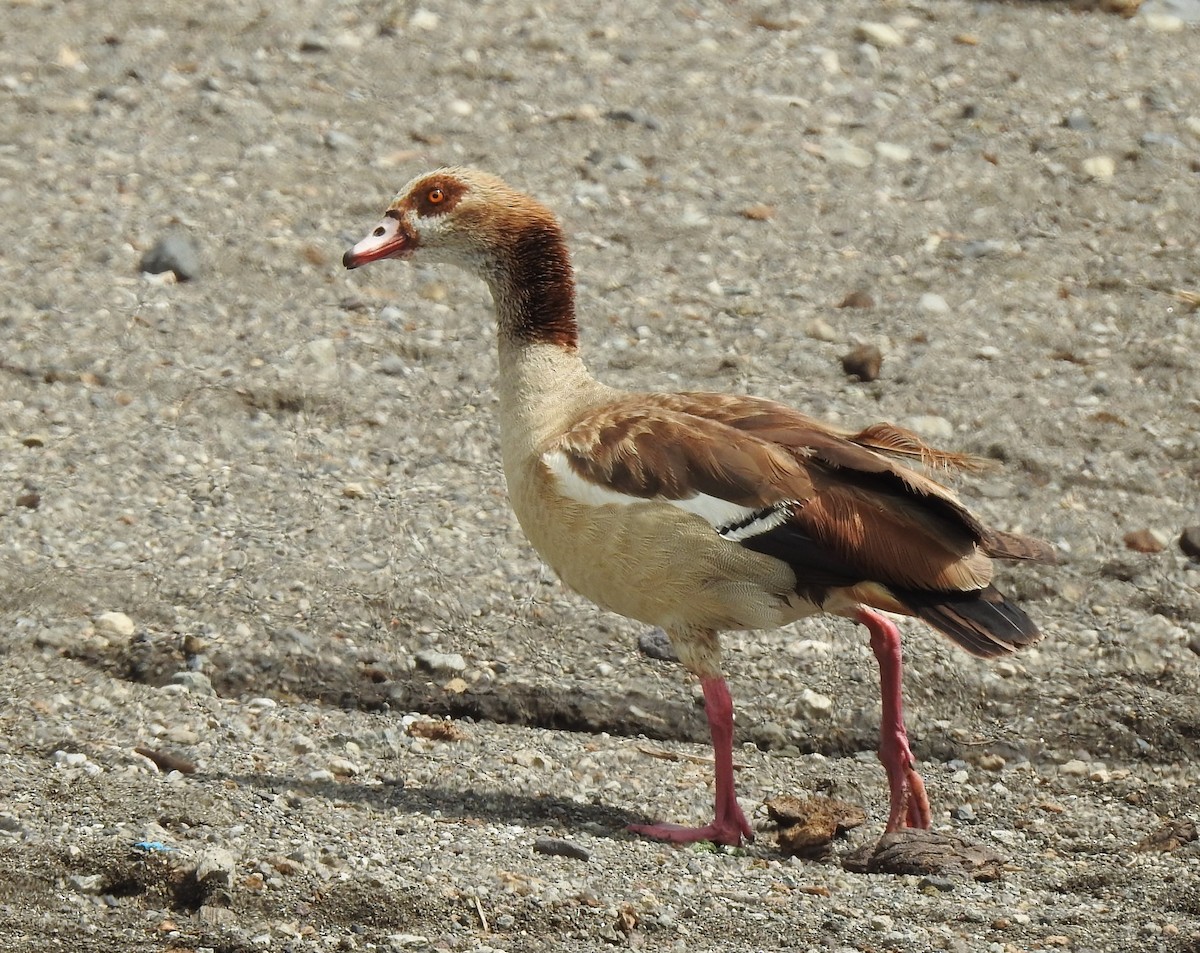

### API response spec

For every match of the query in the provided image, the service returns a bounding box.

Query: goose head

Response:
[343,167,558,275]
[343,168,578,346]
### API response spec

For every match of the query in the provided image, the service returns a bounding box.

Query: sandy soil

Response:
[2,1,1199,950]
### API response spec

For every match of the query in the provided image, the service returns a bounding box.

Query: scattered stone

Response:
[1082,156,1116,180]
[765,794,866,859]
[298,33,331,53]
[805,318,837,342]
[328,757,362,777]
[918,292,950,314]
[856,22,904,48]
[604,108,661,130]
[323,129,359,151]
[978,753,1006,772]
[842,829,1006,880]
[919,875,958,892]
[171,671,216,695]
[140,231,202,281]
[740,203,775,221]
[1060,759,1090,777]
[1122,528,1167,553]
[638,627,678,663]
[956,239,1010,259]
[133,746,197,775]
[409,8,440,30]
[68,873,106,894]
[194,848,237,887]
[21,434,47,448]
[414,649,467,675]
[16,490,40,509]
[95,611,135,638]
[342,482,368,499]
[951,804,977,822]
[822,138,873,169]
[1063,109,1095,131]
[903,415,954,441]
[533,836,591,861]
[841,344,883,382]
[795,688,833,718]
[838,290,874,309]
[1142,12,1184,32]
[379,354,408,376]
[407,719,470,742]
[1178,526,1200,560]
[875,141,912,162]
[1133,818,1198,853]
[614,903,639,936]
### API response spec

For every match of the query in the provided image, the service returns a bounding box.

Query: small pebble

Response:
[638,628,678,662]
[409,9,440,30]
[796,688,833,718]
[1082,155,1116,180]
[875,141,912,162]
[838,290,874,309]
[822,138,873,168]
[805,318,837,342]
[856,22,904,48]
[95,611,135,638]
[1123,528,1167,553]
[171,671,216,695]
[903,415,955,441]
[841,344,883,382]
[414,649,467,674]
[1062,109,1095,131]
[532,837,591,862]
[195,848,237,887]
[140,231,202,281]
[919,292,950,314]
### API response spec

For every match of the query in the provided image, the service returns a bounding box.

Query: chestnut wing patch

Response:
[546,402,994,594]
[545,410,805,540]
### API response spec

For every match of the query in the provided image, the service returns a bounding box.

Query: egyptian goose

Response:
[343,169,1054,846]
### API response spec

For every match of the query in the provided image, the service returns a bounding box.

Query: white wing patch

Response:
[543,450,795,542]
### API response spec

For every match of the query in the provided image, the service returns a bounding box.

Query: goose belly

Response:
[505,462,808,632]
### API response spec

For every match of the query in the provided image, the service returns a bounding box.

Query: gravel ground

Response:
[3,1,1200,950]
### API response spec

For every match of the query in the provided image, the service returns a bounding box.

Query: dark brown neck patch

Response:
[498,219,579,349]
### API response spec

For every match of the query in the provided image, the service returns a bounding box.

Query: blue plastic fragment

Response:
[133,840,175,853]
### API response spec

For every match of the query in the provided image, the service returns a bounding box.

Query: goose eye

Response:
[427,187,445,205]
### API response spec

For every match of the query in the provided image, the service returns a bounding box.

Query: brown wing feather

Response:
[553,395,1038,596]
[634,392,1055,568]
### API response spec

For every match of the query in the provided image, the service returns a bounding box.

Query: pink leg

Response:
[628,676,753,846]
[857,607,932,831]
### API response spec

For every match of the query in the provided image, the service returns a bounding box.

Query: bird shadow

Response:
[214,771,647,838]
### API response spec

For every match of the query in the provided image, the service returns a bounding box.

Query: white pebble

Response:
[1081,156,1115,180]
[822,138,873,169]
[805,318,837,342]
[95,611,135,638]
[875,141,912,163]
[410,9,440,30]
[856,22,904,48]
[902,415,954,441]
[918,292,950,314]
[796,688,833,718]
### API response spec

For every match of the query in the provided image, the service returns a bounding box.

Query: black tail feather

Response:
[898,584,1042,659]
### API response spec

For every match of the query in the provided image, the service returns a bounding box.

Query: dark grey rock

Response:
[140,231,202,281]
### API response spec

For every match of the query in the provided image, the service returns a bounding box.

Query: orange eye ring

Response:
[428,187,445,204]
